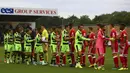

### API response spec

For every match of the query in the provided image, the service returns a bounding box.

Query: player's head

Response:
[88,27,93,32]
[35,28,39,34]
[109,24,114,29]
[78,24,84,31]
[8,29,13,34]
[64,25,69,31]
[68,23,73,29]
[120,23,126,30]
[97,24,101,30]
[41,24,45,30]
[17,26,23,32]
[52,27,56,33]
[26,28,32,34]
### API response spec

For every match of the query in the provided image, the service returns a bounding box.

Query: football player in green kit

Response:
[60,25,71,66]
[33,28,45,65]
[75,24,91,68]
[4,30,8,63]
[24,28,35,65]
[50,27,60,66]
[6,29,14,64]
[14,26,22,63]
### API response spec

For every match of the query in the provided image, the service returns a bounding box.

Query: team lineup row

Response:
[3,24,129,71]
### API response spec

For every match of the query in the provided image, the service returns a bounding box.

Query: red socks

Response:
[124,57,128,68]
[88,55,92,64]
[92,56,96,64]
[120,56,125,67]
[63,55,66,64]
[56,55,60,65]
[83,54,86,64]
[71,53,75,64]
[113,56,119,68]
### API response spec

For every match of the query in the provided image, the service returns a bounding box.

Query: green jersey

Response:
[61,29,69,45]
[4,33,8,45]
[7,33,14,44]
[75,30,90,44]
[24,33,33,46]
[14,32,22,44]
[50,32,57,45]
[35,33,42,46]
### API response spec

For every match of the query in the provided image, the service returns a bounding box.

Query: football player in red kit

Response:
[88,27,96,67]
[118,24,129,70]
[81,28,87,66]
[109,24,119,69]
[69,24,76,67]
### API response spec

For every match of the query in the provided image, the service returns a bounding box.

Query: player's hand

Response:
[109,38,115,41]
[33,39,36,41]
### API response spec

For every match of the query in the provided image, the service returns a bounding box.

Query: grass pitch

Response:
[0,46,129,73]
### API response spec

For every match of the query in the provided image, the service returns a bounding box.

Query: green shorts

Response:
[35,46,43,53]
[75,44,82,52]
[61,44,70,53]
[24,46,32,52]
[50,44,57,53]
[4,44,8,50]
[7,44,14,52]
[14,44,22,51]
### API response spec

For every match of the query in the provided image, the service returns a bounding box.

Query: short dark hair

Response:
[78,24,84,28]
[64,25,69,29]
[26,28,31,32]
[110,24,114,27]
[120,23,126,27]
[88,27,93,31]
[68,23,73,28]
[52,27,56,31]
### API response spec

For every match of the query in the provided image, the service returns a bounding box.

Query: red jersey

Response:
[69,28,76,42]
[89,32,95,46]
[82,29,87,47]
[120,30,128,45]
[81,29,87,37]
[110,28,118,53]
[110,28,118,45]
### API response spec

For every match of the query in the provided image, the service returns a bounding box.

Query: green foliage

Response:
[36,11,130,28]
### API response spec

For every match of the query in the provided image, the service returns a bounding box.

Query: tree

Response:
[79,15,92,25]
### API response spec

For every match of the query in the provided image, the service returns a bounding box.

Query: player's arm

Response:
[123,33,127,44]
[79,32,90,41]
[109,32,116,41]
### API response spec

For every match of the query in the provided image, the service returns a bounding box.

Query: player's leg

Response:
[91,47,96,67]
[70,43,76,66]
[94,48,103,70]
[50,45,56,66]
[118,45,125,70]
[33,46,37,65]
[60,45,66,66]
[4,44,7,63]
[111,44,119,69]
[10,44,15,63]
[75,44,83,68]
[66,45,71,65]
[44,43,49,64]
[123,45,129,70]
[6,44,12,64]
[24,46,31,65]
[6,45,10,64]
[88,46,93,67]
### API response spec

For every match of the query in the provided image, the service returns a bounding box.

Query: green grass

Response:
[0,46,130,73]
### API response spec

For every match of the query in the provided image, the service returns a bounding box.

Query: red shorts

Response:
[96,48,105,55]
[70,42,75,52]
[120,44,129,55]
[111,43,118,53]
[88,46,96,54]
[81,45,87,53]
